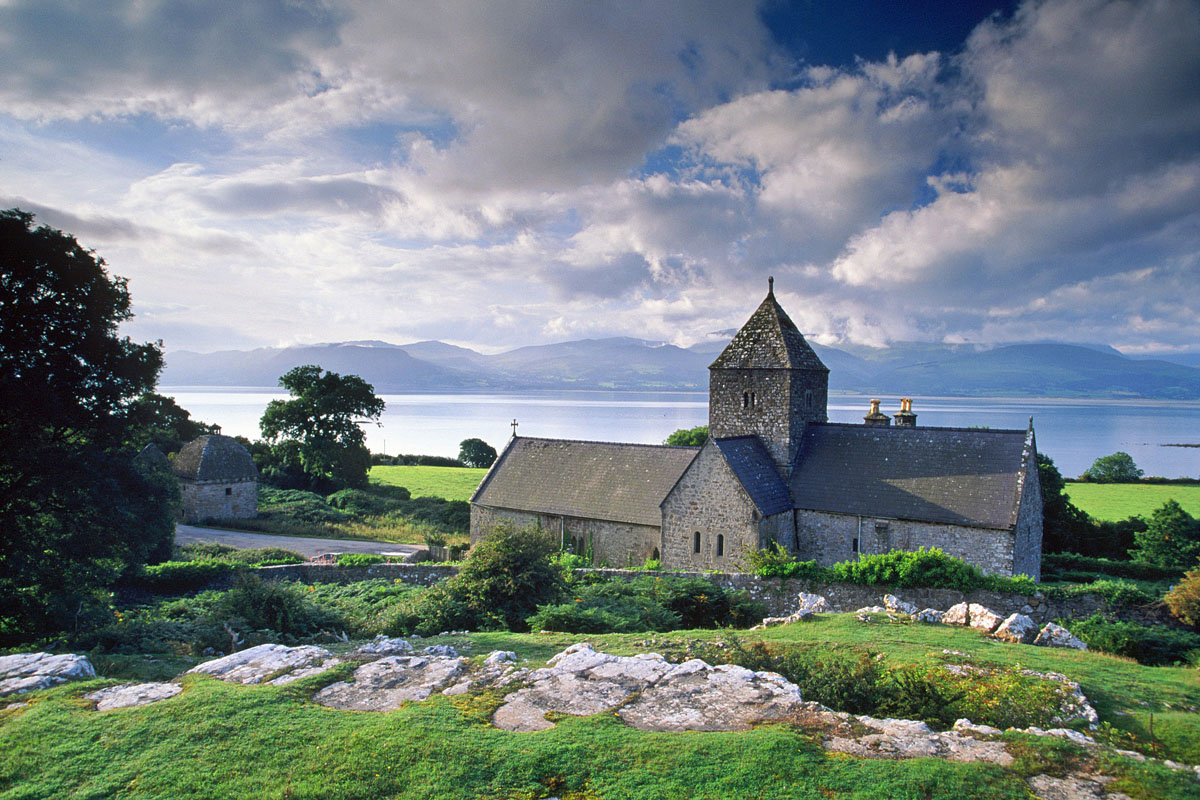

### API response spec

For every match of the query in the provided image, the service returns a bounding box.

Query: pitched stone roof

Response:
[789,424,1029,530]
[173,435,258,482]
[712,437,793,516]
[710,285,828,371]
[471,437,699,527]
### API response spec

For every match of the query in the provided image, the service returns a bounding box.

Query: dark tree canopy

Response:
[1132,500,1200,569]
[259,365,385,490]
[125,392,220,455]
[0,209,176,641]
[1082,451,1144,483]
[664,424,708,446]
[459,437,497,468]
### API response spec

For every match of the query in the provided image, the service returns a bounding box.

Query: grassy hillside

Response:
[4,618,1199,799]
[1065,483,1200,521]
[370,464,488,502]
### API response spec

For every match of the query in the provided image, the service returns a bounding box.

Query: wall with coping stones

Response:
[249,563,1171,626]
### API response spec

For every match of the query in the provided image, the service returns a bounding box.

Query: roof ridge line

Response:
[513,435,702,450]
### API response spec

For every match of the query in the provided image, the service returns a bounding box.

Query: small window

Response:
[651,548,660,561]
[851,537,859,553]
[225,487,232,496]
[693,531,701,554]
[742,391,749,409]
[805,390,813,410]
[874,520,889,533]
[716,535,724,557]
[750,392,756,408]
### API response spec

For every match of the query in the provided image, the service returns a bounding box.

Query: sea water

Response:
[162,388,1200,479]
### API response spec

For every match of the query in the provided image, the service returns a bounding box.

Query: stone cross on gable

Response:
[511,418,518,437]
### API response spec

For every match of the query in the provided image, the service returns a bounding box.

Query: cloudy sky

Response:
[2,0,1198,356]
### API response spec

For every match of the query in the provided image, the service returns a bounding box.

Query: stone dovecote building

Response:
[173,434,259,523]
[470,281,1043,579]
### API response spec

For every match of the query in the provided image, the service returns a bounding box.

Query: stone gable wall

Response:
[1012,449,1044,580]
[795,509,1016,577]
[470,505,660,567]
[181,479,257,523]
[661,442,759,570]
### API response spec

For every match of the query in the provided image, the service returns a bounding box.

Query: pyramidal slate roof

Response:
[710,281,828,371]
[173,435,258,482]
[471,437,700,527]
[789,424,1032,530]
[712,437,793,516]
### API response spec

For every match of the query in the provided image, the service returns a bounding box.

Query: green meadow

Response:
[3,617,1199,800]
[1064,483,1200,522]
[370,464,489,502]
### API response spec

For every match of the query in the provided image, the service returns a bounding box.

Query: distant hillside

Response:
[162,337,1200,399]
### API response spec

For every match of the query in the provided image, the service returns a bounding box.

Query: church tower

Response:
[708,278,829,475]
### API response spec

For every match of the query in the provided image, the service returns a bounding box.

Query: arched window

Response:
[693,531,701,554]
[651,548,660,561]
[750,392,756,408]
[742,392,749,409]
[805,390,813,410]
[716,535,725,557]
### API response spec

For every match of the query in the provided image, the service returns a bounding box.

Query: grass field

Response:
[1064,482,1200,521]
[370,464,489,501]
[3,617,1199,799]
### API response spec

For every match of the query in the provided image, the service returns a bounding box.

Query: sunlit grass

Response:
[370,465,488,501]
[1064,483,1200,521]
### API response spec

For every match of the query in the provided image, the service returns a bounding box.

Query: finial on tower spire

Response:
[768,275,774,296]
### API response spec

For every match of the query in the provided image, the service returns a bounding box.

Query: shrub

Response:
[1042,552,1181,582]
[175,543,304,566]
[528,596,680,634]
[1044,578,1158,608]
[832,547,981,592]
[1132,500,1200,569]
[325,488,398,517]
[1165,562,1200,627]
[722,640,883,715]
[1063,614,1200,665]
[336,553,386,567]
[214,575,339,638]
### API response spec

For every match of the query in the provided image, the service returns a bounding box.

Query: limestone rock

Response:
[313,655,466,711]
[86,682,182,711]
[796,592,829,614]
[352,636,413,657]
[422,644,459,657]
[491,643,805,733]
[1026,773,1128,800]
[883,594,917,615]
[854,606,887,614]
[0,653,96,696]
[484,651,517,666]
[188,644,337,685]
[942,603,971,626]
[953,718,1002,737]
[1034,623,1088,650]
[967,604,1003,633]
[822,714,1013,765]
[915,608,944,624]
[993,613,1039,644]
[619,660,804,732]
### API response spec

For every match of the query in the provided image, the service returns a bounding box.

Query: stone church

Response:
[470,282,1043,579]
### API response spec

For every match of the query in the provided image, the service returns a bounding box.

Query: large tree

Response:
[1132,500,1200,569]
[259,365,385,490]
[125,392,220,455]
[0,209,176,640]
[458,437,497,468]
[664,424,708,446]
[1081,451,1144,483]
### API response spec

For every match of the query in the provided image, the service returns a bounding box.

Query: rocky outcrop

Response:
[967,604,1004,633]
[85,682,182,711]
[993,613,1039,644]
[0,652,96,696]
[915,608,944,623]
[313,654,467,710]
[1035,623,1088,650]
[352,636,414,657]
[797,592,829,614]
[751,593,828,629]
[820,713,1013,765]
[186,643,340,685]
[491,643,805,733]
[883,594,917,616]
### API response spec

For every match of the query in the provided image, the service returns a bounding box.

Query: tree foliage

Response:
[664,424,708,446]
[458,437,497,468]
[259,365,385,491]
[1164,560,1200,628]
[0,209,177,641]
[1131,500,1200,569]
[1037,454,1099,555]
[1081,451,1144,483]
[125,392,219,454]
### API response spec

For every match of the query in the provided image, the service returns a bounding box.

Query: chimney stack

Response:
[893,398,917,427]
[863,398,890,427]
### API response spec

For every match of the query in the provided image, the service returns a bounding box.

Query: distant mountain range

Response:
[161,338,1200,400]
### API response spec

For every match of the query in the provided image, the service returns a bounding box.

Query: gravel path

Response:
[175,525,420,559]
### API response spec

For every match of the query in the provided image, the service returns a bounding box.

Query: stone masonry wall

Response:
[470,505,660,567]
[708,368,827,473]
[661,442,759,570]
[795,509,1016,577]
[248,563,1172,627]
[181,479,257,523]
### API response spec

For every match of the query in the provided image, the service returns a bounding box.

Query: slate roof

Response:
[789,424,1030,530]
[471,437,699,527]
[710,285,828,371]
[173,435,258,482]
[712,437,793,516]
